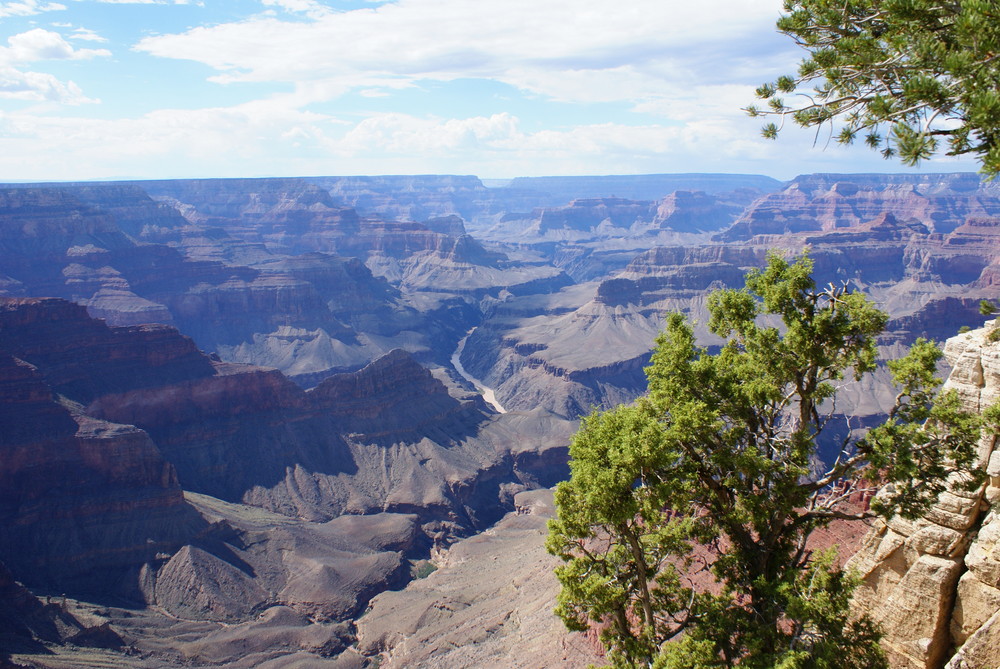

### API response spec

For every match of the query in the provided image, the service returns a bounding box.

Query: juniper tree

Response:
[547,253,990,668]
[747,0,1000,175]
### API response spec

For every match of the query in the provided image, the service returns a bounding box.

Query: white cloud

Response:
[134,0,789,107]
[0,30,109,104]
[2,29,111,63]
[121,0,817,177]
[0,0,65,18]
[69,27,109,43]
[6,0,979,181]
[0,97,983,181]
[260,0,331,19]
[0,66,96,103]
[340,112,522,153]
[331,110,779,176]
[94,0,191,4]
[631,84,763,121]
[0,97,342,179]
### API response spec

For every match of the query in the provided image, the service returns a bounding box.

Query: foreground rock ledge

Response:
[849,321,1000,669]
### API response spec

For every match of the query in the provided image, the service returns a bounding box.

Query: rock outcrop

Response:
[480,188,762,244]
[848,322,1000,668]
[534,197,657,235]
[310,174,780,234]
[0,559,127,664]
[651,190,750,233]
[0,184,472,384]
[139,177,568,297]
[0,294,574,569]
[313,174,496,225]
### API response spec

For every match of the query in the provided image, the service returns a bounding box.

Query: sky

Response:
[0,0,982,181]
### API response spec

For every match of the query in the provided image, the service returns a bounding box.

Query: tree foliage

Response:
[746,0,1000,175]
[547,253,988,668]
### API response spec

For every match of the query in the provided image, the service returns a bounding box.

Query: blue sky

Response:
[0,0,981,181]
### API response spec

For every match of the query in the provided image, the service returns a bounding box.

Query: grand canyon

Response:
[3,172,1000,668]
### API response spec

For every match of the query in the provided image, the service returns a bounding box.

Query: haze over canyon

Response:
[3,172,1000,668]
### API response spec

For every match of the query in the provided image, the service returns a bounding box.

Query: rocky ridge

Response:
[720,172,1000,240]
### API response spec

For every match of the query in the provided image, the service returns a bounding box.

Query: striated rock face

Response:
[505,173,782,205]
[313,174,494,224]
[848,323,1000,668]
[422,214,467,237]
[304,174,780,234]
[0,187,137,258]
[140,176,563,295]
[87,362,316,501]
[312,348,458,435]
[0,185,451,384]
[481,190,761,244]
[464,175,1000,422]
[139,177,352,231]
[35,183,190,241]
[0,296,571,539]
[0,297,215,402]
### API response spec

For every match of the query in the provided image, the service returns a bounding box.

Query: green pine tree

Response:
[547,252,991,668]
[747,0,1000,175]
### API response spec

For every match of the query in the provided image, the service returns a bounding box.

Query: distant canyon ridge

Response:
[2,172,999,668]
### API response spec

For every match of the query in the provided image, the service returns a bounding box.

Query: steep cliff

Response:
[848,322,1000,669]
[312,174,494,224]
[506,173,782,204]
[140,176,566,296]
[651,190,750,233]
[313,173,781,233]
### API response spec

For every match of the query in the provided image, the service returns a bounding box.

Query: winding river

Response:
[451,327,507,414]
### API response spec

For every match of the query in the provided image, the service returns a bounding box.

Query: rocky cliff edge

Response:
[849,321,1000,668]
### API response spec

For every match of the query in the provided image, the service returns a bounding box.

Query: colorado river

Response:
[451,327,507,413]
